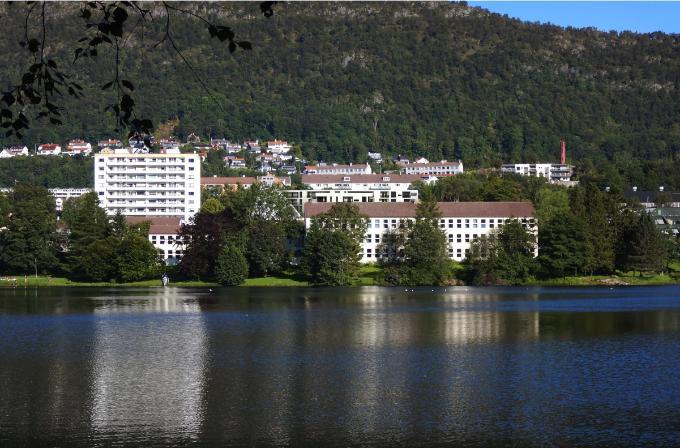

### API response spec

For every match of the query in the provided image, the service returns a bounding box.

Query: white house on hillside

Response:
[266,139,292,154]
[0,146,29,158]
[37,143,62,155]
[65,139,92,156]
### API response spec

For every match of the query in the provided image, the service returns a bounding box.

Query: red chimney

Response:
[560,139,566,165]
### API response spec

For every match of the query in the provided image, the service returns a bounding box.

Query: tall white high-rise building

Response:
[94,151,201,219]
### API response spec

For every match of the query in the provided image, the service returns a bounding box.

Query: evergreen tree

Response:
[215,246,248,286]
[0,184,58,276]
[569,183,618,274]
[0,192,9,228]
[465,220,535,285]
[616,212,668,274]
[537,213,592,278]
[61,192,111,280]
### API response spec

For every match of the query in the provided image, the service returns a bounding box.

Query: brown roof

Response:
[201,176,256,186]
[125,216,182,234]
[304,202,535,219]
[301,174,427,184]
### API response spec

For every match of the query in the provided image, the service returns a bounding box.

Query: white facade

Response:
[397,160,463,176]
[50,188,91,211]
[368,152,383,163]
[94,152,201,220]
[126,216,186,266]
[98,139,122,149]
[0,146,29,158]
[501,163,574,183]
[285,188,418,214]
[304,202,536,263]
[305,163,372,175]
[301,174,433,191]
[266,140,292,154]
[65,140,92,155]
[37,144,61,155]
[149,231,185,266]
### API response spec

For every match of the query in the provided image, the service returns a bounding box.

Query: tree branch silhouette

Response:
[0,1,277,140]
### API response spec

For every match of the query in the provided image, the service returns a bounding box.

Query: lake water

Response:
[1,286,680,447]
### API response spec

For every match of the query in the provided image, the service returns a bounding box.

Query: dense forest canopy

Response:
[0,2,678,188]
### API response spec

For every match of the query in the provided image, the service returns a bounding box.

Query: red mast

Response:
[560,139,566,165]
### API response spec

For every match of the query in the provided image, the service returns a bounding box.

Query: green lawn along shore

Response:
[2,263,679,287]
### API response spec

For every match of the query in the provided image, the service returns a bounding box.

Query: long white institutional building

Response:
[94,152,201,220]
[304,202,536,263]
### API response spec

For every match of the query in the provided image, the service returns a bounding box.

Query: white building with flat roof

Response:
[501,163,574,183]
[285,189,419,214]
[304,163,372,175]
[94,152,201,219]
[301,174,435,191]
[49,188,91,211]
[397,160,463,176]
[304,202,536,263]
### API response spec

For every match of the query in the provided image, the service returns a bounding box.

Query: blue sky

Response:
[467,2,680,34]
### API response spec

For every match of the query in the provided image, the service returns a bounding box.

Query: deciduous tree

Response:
[215,245,248,286]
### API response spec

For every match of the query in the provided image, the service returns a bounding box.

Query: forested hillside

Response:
[0,2,678,187]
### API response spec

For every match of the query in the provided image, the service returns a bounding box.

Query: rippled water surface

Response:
[1,286,680,447]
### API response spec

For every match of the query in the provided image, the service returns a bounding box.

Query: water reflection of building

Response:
[90,288,207,441]
[300,289,542,348]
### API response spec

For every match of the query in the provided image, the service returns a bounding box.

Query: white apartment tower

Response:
[94,152,201,219]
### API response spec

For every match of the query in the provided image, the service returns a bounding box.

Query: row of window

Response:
[363,248,470,259]
[100,207,195,213]
[158,250,183,257]
[99,158,196,163]
[366,218,534,230]
[150,236,185,244]
[365,233,489,244]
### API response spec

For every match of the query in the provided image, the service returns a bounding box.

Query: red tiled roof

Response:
[125,216,182,235]
[304,202,535,219]
[301,174,427,184]
[200,176,256,185]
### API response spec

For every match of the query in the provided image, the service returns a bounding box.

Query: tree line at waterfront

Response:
[0,174,677,286]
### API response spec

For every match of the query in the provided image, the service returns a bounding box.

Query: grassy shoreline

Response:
[1,265,679,288]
